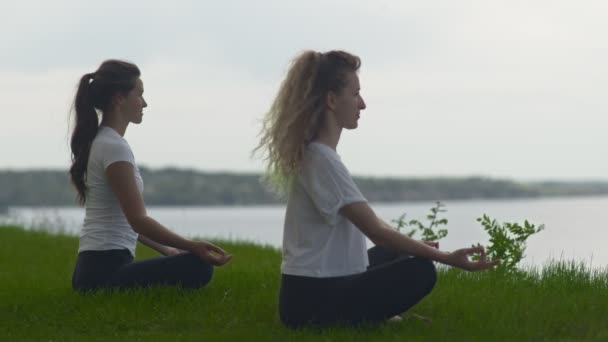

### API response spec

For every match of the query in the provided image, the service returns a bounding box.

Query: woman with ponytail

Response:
[70,60,231,292]
[255,50,499,328]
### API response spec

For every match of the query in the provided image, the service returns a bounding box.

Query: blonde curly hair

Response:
[254,50,361,195]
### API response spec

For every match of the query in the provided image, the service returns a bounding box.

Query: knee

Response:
[197,262,214,286]
[417,258,437,294]
[182,254,214,288]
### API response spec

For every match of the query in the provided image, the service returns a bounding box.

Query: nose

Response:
[143,97,148,108]
[359,96,366,110]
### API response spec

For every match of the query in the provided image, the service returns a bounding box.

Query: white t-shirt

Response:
[281,142,369,278]
[78,126,143,256]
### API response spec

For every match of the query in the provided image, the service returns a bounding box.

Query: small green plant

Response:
[392,201,448,242]
[474,214,545,272]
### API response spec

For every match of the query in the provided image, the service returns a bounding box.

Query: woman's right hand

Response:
[188,241,232,266]
[440,245,500,271]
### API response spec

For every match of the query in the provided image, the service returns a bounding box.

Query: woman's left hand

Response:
[440,245,500,271]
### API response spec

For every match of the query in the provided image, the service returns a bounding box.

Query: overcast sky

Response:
[1,0,607,180]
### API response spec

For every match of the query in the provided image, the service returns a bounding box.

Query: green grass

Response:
[2,225,608,341]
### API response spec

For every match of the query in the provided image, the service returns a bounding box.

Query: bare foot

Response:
[403,313,432,324]
[388,315,403,323]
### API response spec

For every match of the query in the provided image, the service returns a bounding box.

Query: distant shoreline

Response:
[2,168,608,207]
[4,194,608,211]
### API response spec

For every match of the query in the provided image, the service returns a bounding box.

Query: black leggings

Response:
[72,249,214,292]
[279,246,437,328]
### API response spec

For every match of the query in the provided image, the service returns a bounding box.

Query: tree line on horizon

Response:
[1,168,608,208]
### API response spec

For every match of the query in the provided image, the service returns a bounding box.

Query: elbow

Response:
[367,223,398,250]
[356,217,389,247]
[127,215,148,234]
[369,234,387,249]
[365,227,386,248]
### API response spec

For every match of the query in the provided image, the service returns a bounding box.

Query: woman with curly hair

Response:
[255,50,498,328]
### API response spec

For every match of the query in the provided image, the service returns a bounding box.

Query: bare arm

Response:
[340,202,499,271]
[106,162,231,266]
[137,234,185,256]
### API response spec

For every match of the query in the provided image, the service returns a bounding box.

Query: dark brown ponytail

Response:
[69,60,140,205]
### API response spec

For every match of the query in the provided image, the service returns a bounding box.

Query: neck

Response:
[314,113,342,151]
[100,110,128,137]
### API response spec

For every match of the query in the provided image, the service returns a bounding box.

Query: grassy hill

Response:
[2,225,608,341]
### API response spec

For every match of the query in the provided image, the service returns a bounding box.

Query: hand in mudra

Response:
[443,245,500,271]
[190,241,232,266]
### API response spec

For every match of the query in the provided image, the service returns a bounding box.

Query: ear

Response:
[111,93,126,109]
[326,91,337,112]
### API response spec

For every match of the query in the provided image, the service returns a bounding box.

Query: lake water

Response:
[3,196,608,268]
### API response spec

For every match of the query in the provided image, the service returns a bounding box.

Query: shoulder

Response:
[298,143,355,190]
[303,143,348,174]
[92,129,135,165]
[304,143,341,165]
[94,134,131,154]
